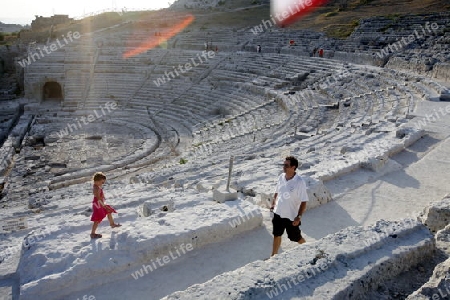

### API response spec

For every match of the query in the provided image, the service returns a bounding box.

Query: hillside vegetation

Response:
[176,0,450,37]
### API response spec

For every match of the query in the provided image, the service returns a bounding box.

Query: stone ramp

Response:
[162,219,434,300]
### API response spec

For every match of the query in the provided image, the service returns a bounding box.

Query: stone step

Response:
[162,219,434,300]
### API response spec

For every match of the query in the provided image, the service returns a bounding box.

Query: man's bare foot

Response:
[299,237,306,244]
[111,223,122,228]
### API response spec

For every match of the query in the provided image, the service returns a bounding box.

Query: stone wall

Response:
[407,195,450,300]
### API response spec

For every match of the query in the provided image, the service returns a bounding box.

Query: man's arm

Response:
[293,201,307,226]
[270,193,278,210]
[297,201,307,218]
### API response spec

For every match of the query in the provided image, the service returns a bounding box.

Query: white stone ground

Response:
[0,91,449,299]
[1,12,450,299]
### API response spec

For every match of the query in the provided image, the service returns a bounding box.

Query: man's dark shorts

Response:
[272,213,302,242]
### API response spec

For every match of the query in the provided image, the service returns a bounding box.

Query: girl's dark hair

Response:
[93,172,106,181]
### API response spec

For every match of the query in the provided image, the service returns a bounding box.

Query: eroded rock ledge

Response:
[163,218,434,299]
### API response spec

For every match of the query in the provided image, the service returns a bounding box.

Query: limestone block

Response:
[138,199,175,217]
[213,188,238,203]
[440,91,450,102]
[303,176,332,210]
[396,128,409,139]
[432,62,450,82]
[196,179,222,192]
[436,224,450,255]
[28,197,49,209]
[419,195,450,233]
[138,202,152,217]
[340,145,362,154]
[258,193,272,209]
[406,258,450,300]
[360,153,389,172]
[196,182,210,193]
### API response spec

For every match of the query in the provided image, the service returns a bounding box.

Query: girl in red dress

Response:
[90,172,121,238]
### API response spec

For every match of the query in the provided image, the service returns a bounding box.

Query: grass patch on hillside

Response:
[322,10,340,18]
[323,19,360,39]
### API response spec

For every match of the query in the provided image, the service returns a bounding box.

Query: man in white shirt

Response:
[270,156,309,256]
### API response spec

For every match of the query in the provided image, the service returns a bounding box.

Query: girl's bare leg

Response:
[91,221,99,235]
[107,214,121,227]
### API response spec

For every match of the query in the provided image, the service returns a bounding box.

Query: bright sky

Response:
[1,0,175,25]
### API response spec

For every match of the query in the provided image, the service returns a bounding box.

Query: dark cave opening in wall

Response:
[43,81,63,100]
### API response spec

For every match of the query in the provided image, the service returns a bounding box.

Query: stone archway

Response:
[42,81,63,101]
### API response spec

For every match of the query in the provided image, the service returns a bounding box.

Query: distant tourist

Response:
[312,47,317,57]
[257,45,261,53]
[318,48,324,58]
[90,172,121,239]
[270,156,308,256]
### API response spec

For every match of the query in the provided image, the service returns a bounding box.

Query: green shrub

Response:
[324,11,339,17]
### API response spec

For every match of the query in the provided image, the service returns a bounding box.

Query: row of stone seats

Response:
[372,71,419,117]
[83,73,146,109]
[318,68,411,125]
[321,68,410,126]
[404,79,443,101]
[351,13,449,39]
[333,84,406,126]
[193,109,276,150]
[347,13,450,58]
[0,101,21,145]
[227,78,414,175]
[0,97,163,198]
[69,47,210,112]
[126,51,221,109]
[191,100,281,145]
[227,52,342,80]
[93,62,147,73]
[0,137,14,176]
[179,85,233,115]
[282,92,318,133]
[22,40,422,185]
[63,73,89,110]
[183,103,413,186]
[9,115,160,191]
[189,112,383,180]
[291,126,402,180]
[249,29,325,49]
[376,72,422,115]
[9,113,34,150]
[43,45,90,110]
[173,28,254,51]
